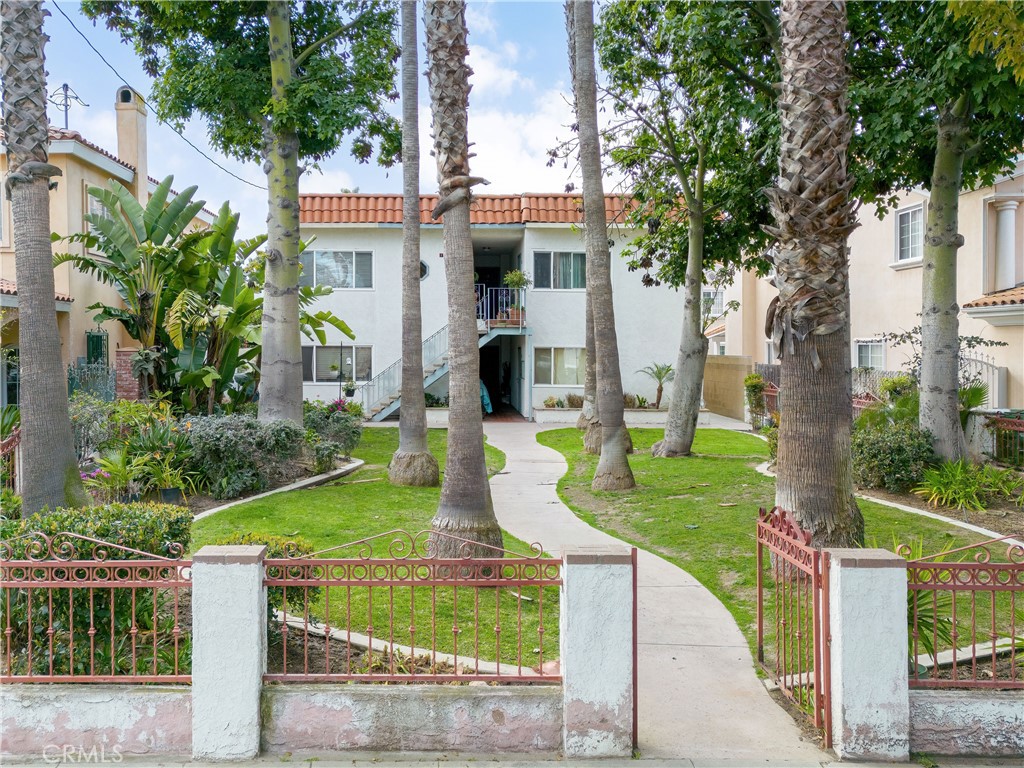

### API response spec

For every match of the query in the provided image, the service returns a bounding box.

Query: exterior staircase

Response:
[361,287,527,422]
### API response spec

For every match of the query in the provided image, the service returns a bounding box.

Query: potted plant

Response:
[344,379,357,398]
[502,270,532,323]
[329,363,341,380]
[83,448,146,503]
[141,453,190,506]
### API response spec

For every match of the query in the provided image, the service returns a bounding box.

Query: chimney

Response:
[114,86,148,203]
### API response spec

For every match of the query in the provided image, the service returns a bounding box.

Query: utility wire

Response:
[51,2,268,191]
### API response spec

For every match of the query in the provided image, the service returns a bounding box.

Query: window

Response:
[856,340,884,369]
[534,347,586,385]
[299,250,373,289]
[1,348,19,407]
[702,288,725,317]
[419,261,429,280]
[85,190,114,253]
[896,207,923,262]
[533,251,586,289]
[301,345,373,382]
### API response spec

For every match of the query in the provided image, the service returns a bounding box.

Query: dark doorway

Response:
[479,343,500,413]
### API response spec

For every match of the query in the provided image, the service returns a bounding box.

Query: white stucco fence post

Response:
[826,548,909,762]
[191,545,267,760]
[560,546,635,758]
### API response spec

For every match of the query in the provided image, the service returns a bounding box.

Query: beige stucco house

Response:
[0,87,208,407]
[723,157,1024,410]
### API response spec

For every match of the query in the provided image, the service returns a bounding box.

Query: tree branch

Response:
[294,21,356,70]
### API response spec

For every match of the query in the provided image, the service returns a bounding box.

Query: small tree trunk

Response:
[390,0,439,487]
[653,213,707,457]
[258,0,303,425]
[919,100,969,462]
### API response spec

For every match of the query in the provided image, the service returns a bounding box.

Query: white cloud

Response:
[467,44,532,99]
[465,2,499,39]
[303,167,357,194]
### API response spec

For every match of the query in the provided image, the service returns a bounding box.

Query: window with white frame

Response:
[896,206,923,262]
[533,251,586,289]
[702,287,725,317]
[855,340,884,369]
[299,250,373,289]
[302,345,373,382]
[534,347,586,385]
[85,188,115,253]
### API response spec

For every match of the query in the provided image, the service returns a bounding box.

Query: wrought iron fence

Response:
[988,415,1024,468]
[756,507,831,747]
[0,427,19,493]
[900,535,1023,690]
[67,363,116,402]
[0,532,192,683]
[263,530,561,684]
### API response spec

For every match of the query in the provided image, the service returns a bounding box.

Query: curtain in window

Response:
[315,252,345,288]
[314,346,342,380]
[534,348,552,384]
[354,252,373,288]
[553,348,585,385]
[556,252,574,289]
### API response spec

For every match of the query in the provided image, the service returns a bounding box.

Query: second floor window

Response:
[300,250,374,289]
[896,207,923,262]
[534,251,586,289]
[702,288,725,318]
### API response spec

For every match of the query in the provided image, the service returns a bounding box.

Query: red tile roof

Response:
[299,193,634,226]
[963,285,1024,308]
[0,126,135,171]
[0,278,73,303]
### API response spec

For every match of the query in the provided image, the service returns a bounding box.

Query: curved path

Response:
[484,421,827,763]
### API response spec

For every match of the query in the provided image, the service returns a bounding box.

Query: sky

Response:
[42,1,585,237]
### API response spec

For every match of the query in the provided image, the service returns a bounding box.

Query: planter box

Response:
[533,407,712,427]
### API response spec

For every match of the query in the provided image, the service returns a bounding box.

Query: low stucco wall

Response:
[533,408,713,426]
[910,689,1024,756]
[702,355,752,421]
[0,685,191,758]
[261,684,563,754]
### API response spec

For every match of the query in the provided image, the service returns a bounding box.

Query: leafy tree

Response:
[83,0,401,424]
[424,0,502,555]
[948,0,1024,83]
[597,0,775,457]
[389,1,439,487]
[569,0,635,490]
[1,0,90,514]
[764,0,863,547]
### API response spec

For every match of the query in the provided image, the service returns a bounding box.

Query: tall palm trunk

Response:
[425,0,501,555]
[919,95,970,462]
[390,0,439,486]
[572,0,635,490]
[763,0,862,547]
[1,0,89,515]
[258,0,303,424]
[653,187,707,457]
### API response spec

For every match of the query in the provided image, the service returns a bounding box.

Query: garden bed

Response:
[856,485,1023,539]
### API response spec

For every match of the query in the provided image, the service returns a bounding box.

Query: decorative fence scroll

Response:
[263,529,561,684]
[900,535,1023,689]
[0,532,191,683]
[756,507,831,748]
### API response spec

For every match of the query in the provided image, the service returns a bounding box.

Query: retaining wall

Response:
[909,690,1024,757]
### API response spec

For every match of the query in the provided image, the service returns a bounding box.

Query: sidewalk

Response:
[484,422,825,763]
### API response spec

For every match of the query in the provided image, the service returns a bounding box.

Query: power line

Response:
[50,2,268,192]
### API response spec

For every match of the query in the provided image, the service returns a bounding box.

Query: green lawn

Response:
[192,428,558,668]
[536,427,993,649]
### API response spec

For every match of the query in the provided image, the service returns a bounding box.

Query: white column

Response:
[191,545,267,760]
[995,200,1019,291]
[827,549,909,761]
[560,546,634,758]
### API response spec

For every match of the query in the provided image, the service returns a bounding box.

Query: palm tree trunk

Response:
[258,0,303,425]
[572,0,635,490]
[919,96,970,461]
[652,212,707,457]
[425,0,502,555]
[764,0,862,547]
[390,0,439,487]
[1,0,89,515]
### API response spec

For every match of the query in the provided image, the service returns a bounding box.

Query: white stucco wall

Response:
[909,690,1024,756]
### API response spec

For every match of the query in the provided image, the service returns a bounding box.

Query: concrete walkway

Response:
[484,421,827,763]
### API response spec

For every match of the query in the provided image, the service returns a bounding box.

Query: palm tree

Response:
[762,0,863,547]
[570,0,635,490]
[637,363,674,410]
[1,0,89,514]
[424,0,501,555]
[390,1,439,487]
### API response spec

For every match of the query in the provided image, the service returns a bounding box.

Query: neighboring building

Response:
[298,193,689,419]
[0,87,209,407]
[723,157,1024,409]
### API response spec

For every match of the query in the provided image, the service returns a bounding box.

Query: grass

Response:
[536,427,995,652]
[192,428,558,668]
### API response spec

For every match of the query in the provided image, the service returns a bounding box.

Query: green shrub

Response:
[187,415,305,499]
[212,532,319,617]
[761,424,779,461]
[914,460,1024,512]
[313,441,342,473]
[424,392,448,408]
[304,407,362,458]
[879,374,916,402]
[744,373,766,415]
[0,489,21,517]
[68,392,115,462]
[623,393,638,409]
[852,422,935,492]
[565,393,584,409]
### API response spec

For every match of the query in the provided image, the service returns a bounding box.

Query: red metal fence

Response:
[263,530,562,684]
[0,532,191,683]
[0,427,20,493]
[756,507,831,747]
[988,415,1024,467]
[900,535,1023,689]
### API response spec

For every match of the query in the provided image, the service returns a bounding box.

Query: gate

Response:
[756,507,831,747]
